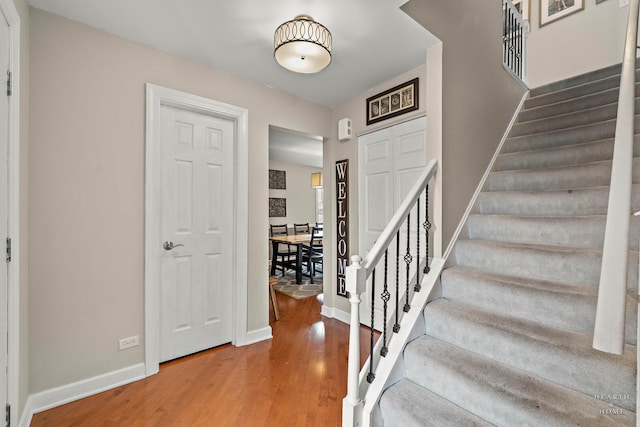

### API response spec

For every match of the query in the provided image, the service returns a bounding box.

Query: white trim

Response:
[320,305,350,325]
[443,91,529,260]
[0,0,20,425]
[17,397,31,427]
[26,364,145,416]
[144,84,249,377]
[245,327,273,345]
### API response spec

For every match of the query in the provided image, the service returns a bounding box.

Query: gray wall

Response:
[28,8,331,393]
[527,0,629,88]
[402,0,526,250]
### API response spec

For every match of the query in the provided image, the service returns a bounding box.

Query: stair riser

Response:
[529,63,624,98]
[476,185,640,216]
[466,214,640,250]
[487,158,640,192]
[453,240,639,291]
[440,268,638,344]
[511,99,640,138]
[520,84,639,123]
[504,119,640,153]
[423,301,636,411]
[494,138,640,172]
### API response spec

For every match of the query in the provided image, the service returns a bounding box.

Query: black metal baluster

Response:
[518,19,523,78]
[367,268,376,383]
[414,196,421,292]
[424,185,431,274]
[393,231,401,333]
[403,214,413,313]
[380,250,390,357]
[503,3,508,65]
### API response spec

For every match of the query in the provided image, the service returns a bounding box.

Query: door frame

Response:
[144,84,248,376]
[1,0,19,424]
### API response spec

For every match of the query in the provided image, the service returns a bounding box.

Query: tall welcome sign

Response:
[336,159,349,297]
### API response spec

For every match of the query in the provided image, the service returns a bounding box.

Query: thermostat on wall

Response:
[338,118,352,141]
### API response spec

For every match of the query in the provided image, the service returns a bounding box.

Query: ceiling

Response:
[27,0,440,167]
[27,0,440,108]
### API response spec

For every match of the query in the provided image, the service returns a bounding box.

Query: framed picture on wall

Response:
[540,0,584,27]
[511,0,530,21]
[366,78,419,126]
[268,169,286,190]
[269,198,286,217]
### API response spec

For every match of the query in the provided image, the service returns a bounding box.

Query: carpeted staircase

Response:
[378,65,639,426]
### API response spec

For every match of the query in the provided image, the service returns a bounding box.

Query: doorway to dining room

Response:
[268,126,324,315]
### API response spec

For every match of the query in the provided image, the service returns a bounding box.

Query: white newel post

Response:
[343,255,366,426]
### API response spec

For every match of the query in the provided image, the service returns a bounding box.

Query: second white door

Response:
[160,105,234,362]
[358,117,427,329]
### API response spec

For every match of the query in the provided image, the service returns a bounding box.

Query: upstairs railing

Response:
[502,0,528,83]
[342,159,437,426]
[593,0,639,355]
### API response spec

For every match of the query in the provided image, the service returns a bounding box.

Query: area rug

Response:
[270,271,323,299]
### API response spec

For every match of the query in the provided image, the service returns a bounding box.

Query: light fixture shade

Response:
[274,15,332,74]
[311,172,323,188]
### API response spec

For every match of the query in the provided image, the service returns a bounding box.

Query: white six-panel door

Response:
[159,105,234,362]
[358,117,427,329]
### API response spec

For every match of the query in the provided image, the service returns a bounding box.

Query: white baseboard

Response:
[245,326,272,345]
[321,305,350,325]
[24,363,146,420]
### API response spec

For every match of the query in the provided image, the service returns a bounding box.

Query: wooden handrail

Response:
[592,0,639,354]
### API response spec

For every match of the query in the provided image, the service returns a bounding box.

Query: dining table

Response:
[270,233,321,284]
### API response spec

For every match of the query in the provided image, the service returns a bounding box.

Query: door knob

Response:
[163,241,184,250]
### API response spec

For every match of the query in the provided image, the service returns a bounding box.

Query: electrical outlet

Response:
[119,335,139,350]
[620,0,630,7]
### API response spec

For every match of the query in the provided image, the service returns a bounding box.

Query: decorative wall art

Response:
[269,197,287,217]
[269,169,286,190]
[335,159,349,297]
[366,78,419,126]
[540,0,583,27]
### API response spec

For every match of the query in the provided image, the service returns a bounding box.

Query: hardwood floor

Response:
[31,292,373,426]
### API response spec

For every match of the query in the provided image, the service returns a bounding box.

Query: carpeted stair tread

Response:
[486,158,640,191]
[379,378,493,427]
[476,185,640,216]
[440,267,638,343]
[504,117,640,153]
[466,213,640,249]
[494,137,640,172]
[528,63,624,98]
[511,99,640,137]
[423,299,637,407]
[453,239,639,290]
[403,337,635,426]
[520,82,640,123]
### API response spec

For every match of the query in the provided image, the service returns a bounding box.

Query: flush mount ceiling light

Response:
[274,15,332,74]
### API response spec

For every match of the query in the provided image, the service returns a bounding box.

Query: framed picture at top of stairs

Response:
[540,0,584,27]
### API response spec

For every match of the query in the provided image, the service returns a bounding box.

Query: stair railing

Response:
[593,0,639,355]
[342,159,437,426]
[502,0,528,84]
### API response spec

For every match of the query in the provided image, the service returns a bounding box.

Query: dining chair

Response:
[294,223,310,235]
[302,226,323,284]
[270,224,296,276]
